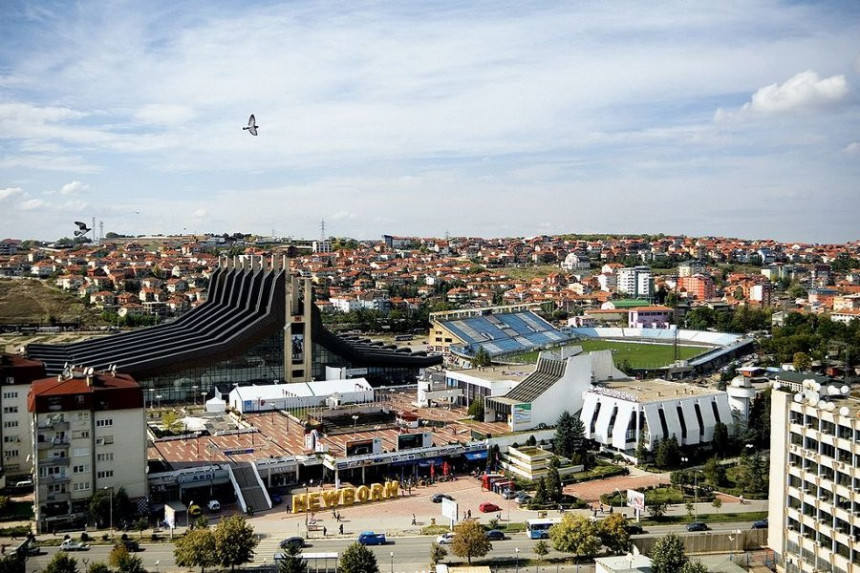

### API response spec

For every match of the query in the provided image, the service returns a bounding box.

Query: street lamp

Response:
[681,457,697,520]
[390,551,394,573]
[148,388,154,409]
[155,561,159,573]
[515,548,520,573]
[103,486,114,536]
[192,385,198,405]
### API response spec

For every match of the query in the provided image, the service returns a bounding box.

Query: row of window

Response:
[2,390,18,399]
[2,406,18,414]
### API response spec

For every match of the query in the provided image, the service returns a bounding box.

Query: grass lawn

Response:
[510,340,707,369]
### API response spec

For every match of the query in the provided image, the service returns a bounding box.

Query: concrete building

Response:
[768,379,860,573]
[580,378,734,460]
[29,366,147,533]
[617,266,654,299]
[1,354,46,481]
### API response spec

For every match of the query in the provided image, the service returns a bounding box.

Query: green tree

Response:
[650,533,688,573]
[533,539,550,563]
[545,457,563,503]
[554,410,575,459]
[429,542,447,569]
[635,433,648,464]
[468,397,484,421]
[0,553,24,573]
[174,527,218,573]
[702,457,726,487]
[339,542,380,573]
[89,563,111,573]
[109,544,130,567]
[276,544,308,573]
[712,498,722,510]
[44,553,79,573]
[451,519,492,565]
[680,561,709,573]
[792,351,812,372]
[647,501,669,519]
[598,513,631,554]
[711,422,731,458]
[549,514,601,560]
[471,347,492,367]
[161,410,184,434]
[655,435,681,469]
[533,477,548,506]
[214,514,259,571]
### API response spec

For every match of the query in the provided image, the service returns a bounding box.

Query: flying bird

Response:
[73,221,92,237]
[243,114,258,136]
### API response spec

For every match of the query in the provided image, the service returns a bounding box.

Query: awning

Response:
[464,450,488,461]
[417,457,445,468]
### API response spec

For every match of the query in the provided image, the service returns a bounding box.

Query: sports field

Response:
[509,339,708,369]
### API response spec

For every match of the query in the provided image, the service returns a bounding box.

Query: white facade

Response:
[768,380,860,573]
[1,383,32,479]
[616,266,653,298]
[229,379,374,414]
[580,378,733,458]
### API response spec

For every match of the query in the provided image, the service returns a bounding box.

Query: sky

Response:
[1,1,859,244]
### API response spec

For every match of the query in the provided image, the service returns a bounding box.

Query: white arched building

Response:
[580,379,734,460]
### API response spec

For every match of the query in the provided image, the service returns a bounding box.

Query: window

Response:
[48,484,67,493]
[96,470,114,479]
[73,465,89,474]
[72,448,90,457]
[96,419,114,427]
[72,430,90,439]
[4,449,19,458]
[96,436,114,445]
[2,390,18,399]
[76,412,90,421]
[73,482,91,492]
[3,420,19,428]
[96,453,114,462]
[2,406,18,414]
[75,395,85,404]
[3,435,20,443]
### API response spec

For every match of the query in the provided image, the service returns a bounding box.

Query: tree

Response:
[89,564,111,573]
[468,397,484,421]
[548,513,601,560]
[680,561,709,573]
[339,542,380,573]
[635,433,648,464]
[471,347,492,367]
[655,435,681,469]
[429,542,447,569]
[214,514,259,571]
[45,553,79,573]
[647,501,669,519]
[650,533,688,573]
[711,423,731,458]
[533,477,548,506]
[792,351,812,372]
[109,544,130,568]
[598,513,631,554]
[276,544,308,573]
[554,410,575,459]
[451,519,492,564]
[545,457,563,503]
[702,456,726,487]
[533,539,550,565]
[0,553,24,573]
[174,527,218,573]
[161,410,184,434]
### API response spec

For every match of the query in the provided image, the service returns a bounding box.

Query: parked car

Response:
[623,523,644,535]
[686,522,709,532]
[431,493,454,503]
[60,540,90,551]
[500,489,517,500]
[23,543,42,556]
[118,540,140,552]
[752,519,768,530]
[435,532,455,545]
[357,531,387,546]
[279,537,306,551]
[516,493,532,505]
[270,493,283,505]
[479,502,501,513]
[485,529,505,541]
[207,500,221,512]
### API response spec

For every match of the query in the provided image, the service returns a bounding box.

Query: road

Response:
[24,520,763,572]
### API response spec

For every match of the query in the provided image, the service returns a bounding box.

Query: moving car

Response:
[279,537,306,551]
[431,493,454,503]
[752,519,768,529]
[60,540,90,551]
[119,539,140,552]
[357,531,387,546]
[479,502,501,513]
[623,523,644,535]
[485,529,505,541]
[436,532,456,545]
[686,522,709,532]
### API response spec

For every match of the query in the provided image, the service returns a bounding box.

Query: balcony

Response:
[37,457,69,467]
[43,492,71,503]
[37,420,69,431]
[37,438,70,450]
[39,474,70,485]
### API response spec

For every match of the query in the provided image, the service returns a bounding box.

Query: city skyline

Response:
[1,1,859,243]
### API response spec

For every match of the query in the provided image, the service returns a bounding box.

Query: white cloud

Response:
[0,186,23,200]
[331,211,357,221]
[134,104,196,126]
[20,199,47,211]
[716,71,849,119]
[60,180,90,195]
[844,142,860,156]
[190,208,208,218]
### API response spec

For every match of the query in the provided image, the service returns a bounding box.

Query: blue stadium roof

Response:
[439,311,576,357]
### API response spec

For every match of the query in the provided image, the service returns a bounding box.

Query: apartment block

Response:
[29,367,147,533]
[769,380,860,573]
[1,354,46,481]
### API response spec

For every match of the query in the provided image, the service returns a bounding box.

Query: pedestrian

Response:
[467,509,472,519]
[339,523,344,535]
[322,526,327,537]
[411,514,417,525]
[600,503,604,514]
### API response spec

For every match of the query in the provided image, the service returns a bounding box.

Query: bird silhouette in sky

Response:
[73,221,91,237]
[243,114,258,136]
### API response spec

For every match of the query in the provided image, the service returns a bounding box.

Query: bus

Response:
[526,517,562,539]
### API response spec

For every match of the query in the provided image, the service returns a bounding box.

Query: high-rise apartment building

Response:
[616,266,654,298]
[29,367,147,533]
[769,379,860,573]
[1,354,46,481]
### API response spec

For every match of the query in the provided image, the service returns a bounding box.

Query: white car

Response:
[436,532,455,545]
[208,500,221,512]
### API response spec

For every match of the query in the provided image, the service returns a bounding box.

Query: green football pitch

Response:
[509,339,708,369]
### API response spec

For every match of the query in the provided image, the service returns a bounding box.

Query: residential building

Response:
[628,306,673,328]
[29,366,147,533]
[677,274,716,301]
[1,354,46,480]
[768,380,860,573]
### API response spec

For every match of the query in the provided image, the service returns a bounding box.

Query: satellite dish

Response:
[842,385,850,395]
[813,382,822,391]
[808,397,819,407]
[794,393,803,403]
[828,402,836,411]
[773,382,781,390]
[840,406,850,417]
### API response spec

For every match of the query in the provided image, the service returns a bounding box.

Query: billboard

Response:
[512,403,532,424]
[397,431,432,451]
[441,497,458,522]
[345,437,381,457]
[627,489,645,512]
[290,324,304,364]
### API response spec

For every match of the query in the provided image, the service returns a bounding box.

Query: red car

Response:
[479,502,501,513]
